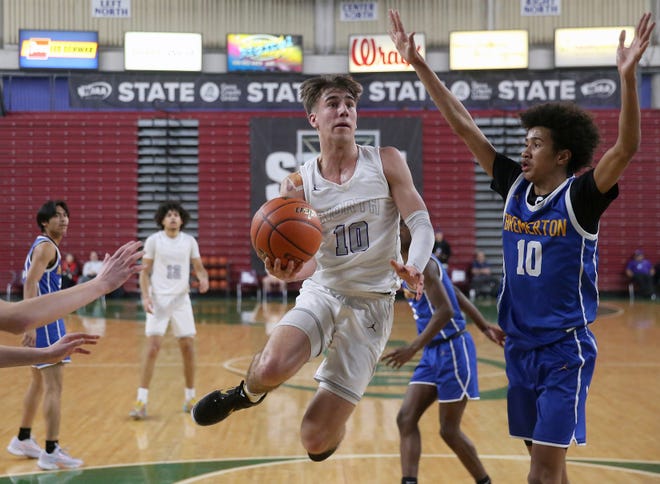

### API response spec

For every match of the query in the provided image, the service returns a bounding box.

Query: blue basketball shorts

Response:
[505,326,598,447]
[34,318,70,368]
[410,331,480,402]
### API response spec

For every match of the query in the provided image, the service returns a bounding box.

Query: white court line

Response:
[172,453,660,483]
[3,453,658,481]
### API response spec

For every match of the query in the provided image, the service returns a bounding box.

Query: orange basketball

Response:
[250,197,323,267]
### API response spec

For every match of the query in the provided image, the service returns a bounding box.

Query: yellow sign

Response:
[20,38,98,60]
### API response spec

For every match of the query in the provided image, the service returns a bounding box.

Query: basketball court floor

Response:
[0,295,657,483]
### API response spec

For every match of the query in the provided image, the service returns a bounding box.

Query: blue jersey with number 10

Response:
[498,174,599,350]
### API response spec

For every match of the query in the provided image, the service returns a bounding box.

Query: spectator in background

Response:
[432,230,451,266]
[625,249,656,299]
[60,253,79,289]
[78,251,103,284]
[469,250,499,299]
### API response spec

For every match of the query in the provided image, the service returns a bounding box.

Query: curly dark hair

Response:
[519,102,600,175]
[154,200,190,229]
[299,74,363,115]
[36,200,69,232]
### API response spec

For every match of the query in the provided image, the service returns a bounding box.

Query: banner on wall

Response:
[249,117,423,270]
[227,34,303,73]
[68,69,621,110]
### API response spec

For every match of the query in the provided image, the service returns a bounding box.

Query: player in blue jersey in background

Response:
[389,8,655,484]
[8,200,85,470]
[383,220,504,484]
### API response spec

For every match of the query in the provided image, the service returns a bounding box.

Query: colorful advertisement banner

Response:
[227,34,303,73]
[19,30,99,70]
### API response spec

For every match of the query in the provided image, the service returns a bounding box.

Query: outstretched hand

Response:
[43,332,100,363]
[388,9,422,65]
[390,259,424,300]
[96,241,144,292]
[381,344,417,370]
[618,12,655,75]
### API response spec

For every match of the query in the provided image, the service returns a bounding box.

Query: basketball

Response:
[250,197,323,267]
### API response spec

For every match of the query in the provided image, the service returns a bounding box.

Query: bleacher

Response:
[0,109,658,295]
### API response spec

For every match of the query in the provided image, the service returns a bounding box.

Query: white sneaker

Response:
[7,436,42,459]
[129,400,147,420]
[37,445,83,470]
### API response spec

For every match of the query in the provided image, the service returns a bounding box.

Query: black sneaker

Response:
[190,380,265,426]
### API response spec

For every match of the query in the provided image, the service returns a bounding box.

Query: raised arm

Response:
[593,12,655,193]
[389,9,497,176]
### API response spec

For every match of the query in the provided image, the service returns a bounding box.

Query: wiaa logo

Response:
[76,82,112,100]
[580,79,616,98]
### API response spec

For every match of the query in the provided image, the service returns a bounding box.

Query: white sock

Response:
[185,388,195,400]
[137,387,148,403]
[242,382,265,403]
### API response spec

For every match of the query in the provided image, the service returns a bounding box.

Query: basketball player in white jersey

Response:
[193,74,435,462]
[130,201,209,420]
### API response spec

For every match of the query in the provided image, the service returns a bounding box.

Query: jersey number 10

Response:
[334,222,369,256]
[516,239,542,277]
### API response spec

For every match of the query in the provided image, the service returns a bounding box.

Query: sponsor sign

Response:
[124,32,202,72]
[555,26,634,67]
[227,34,303,73]
[19,30,99,70]
[450,30,528,70]
[349,33,425,73]
[249,117,423,270]
[69,69,621,110]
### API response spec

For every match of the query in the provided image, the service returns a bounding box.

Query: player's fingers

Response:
[264,257,273,271]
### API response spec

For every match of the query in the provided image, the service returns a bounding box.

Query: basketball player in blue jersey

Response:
[382,220,504,484]
[8,200,85,470]
[0,240,142,338]
[0,240,142,369]
[193,74,435,462]
[389,9,655,483]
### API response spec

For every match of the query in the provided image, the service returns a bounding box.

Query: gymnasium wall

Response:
[0,109,658,294]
